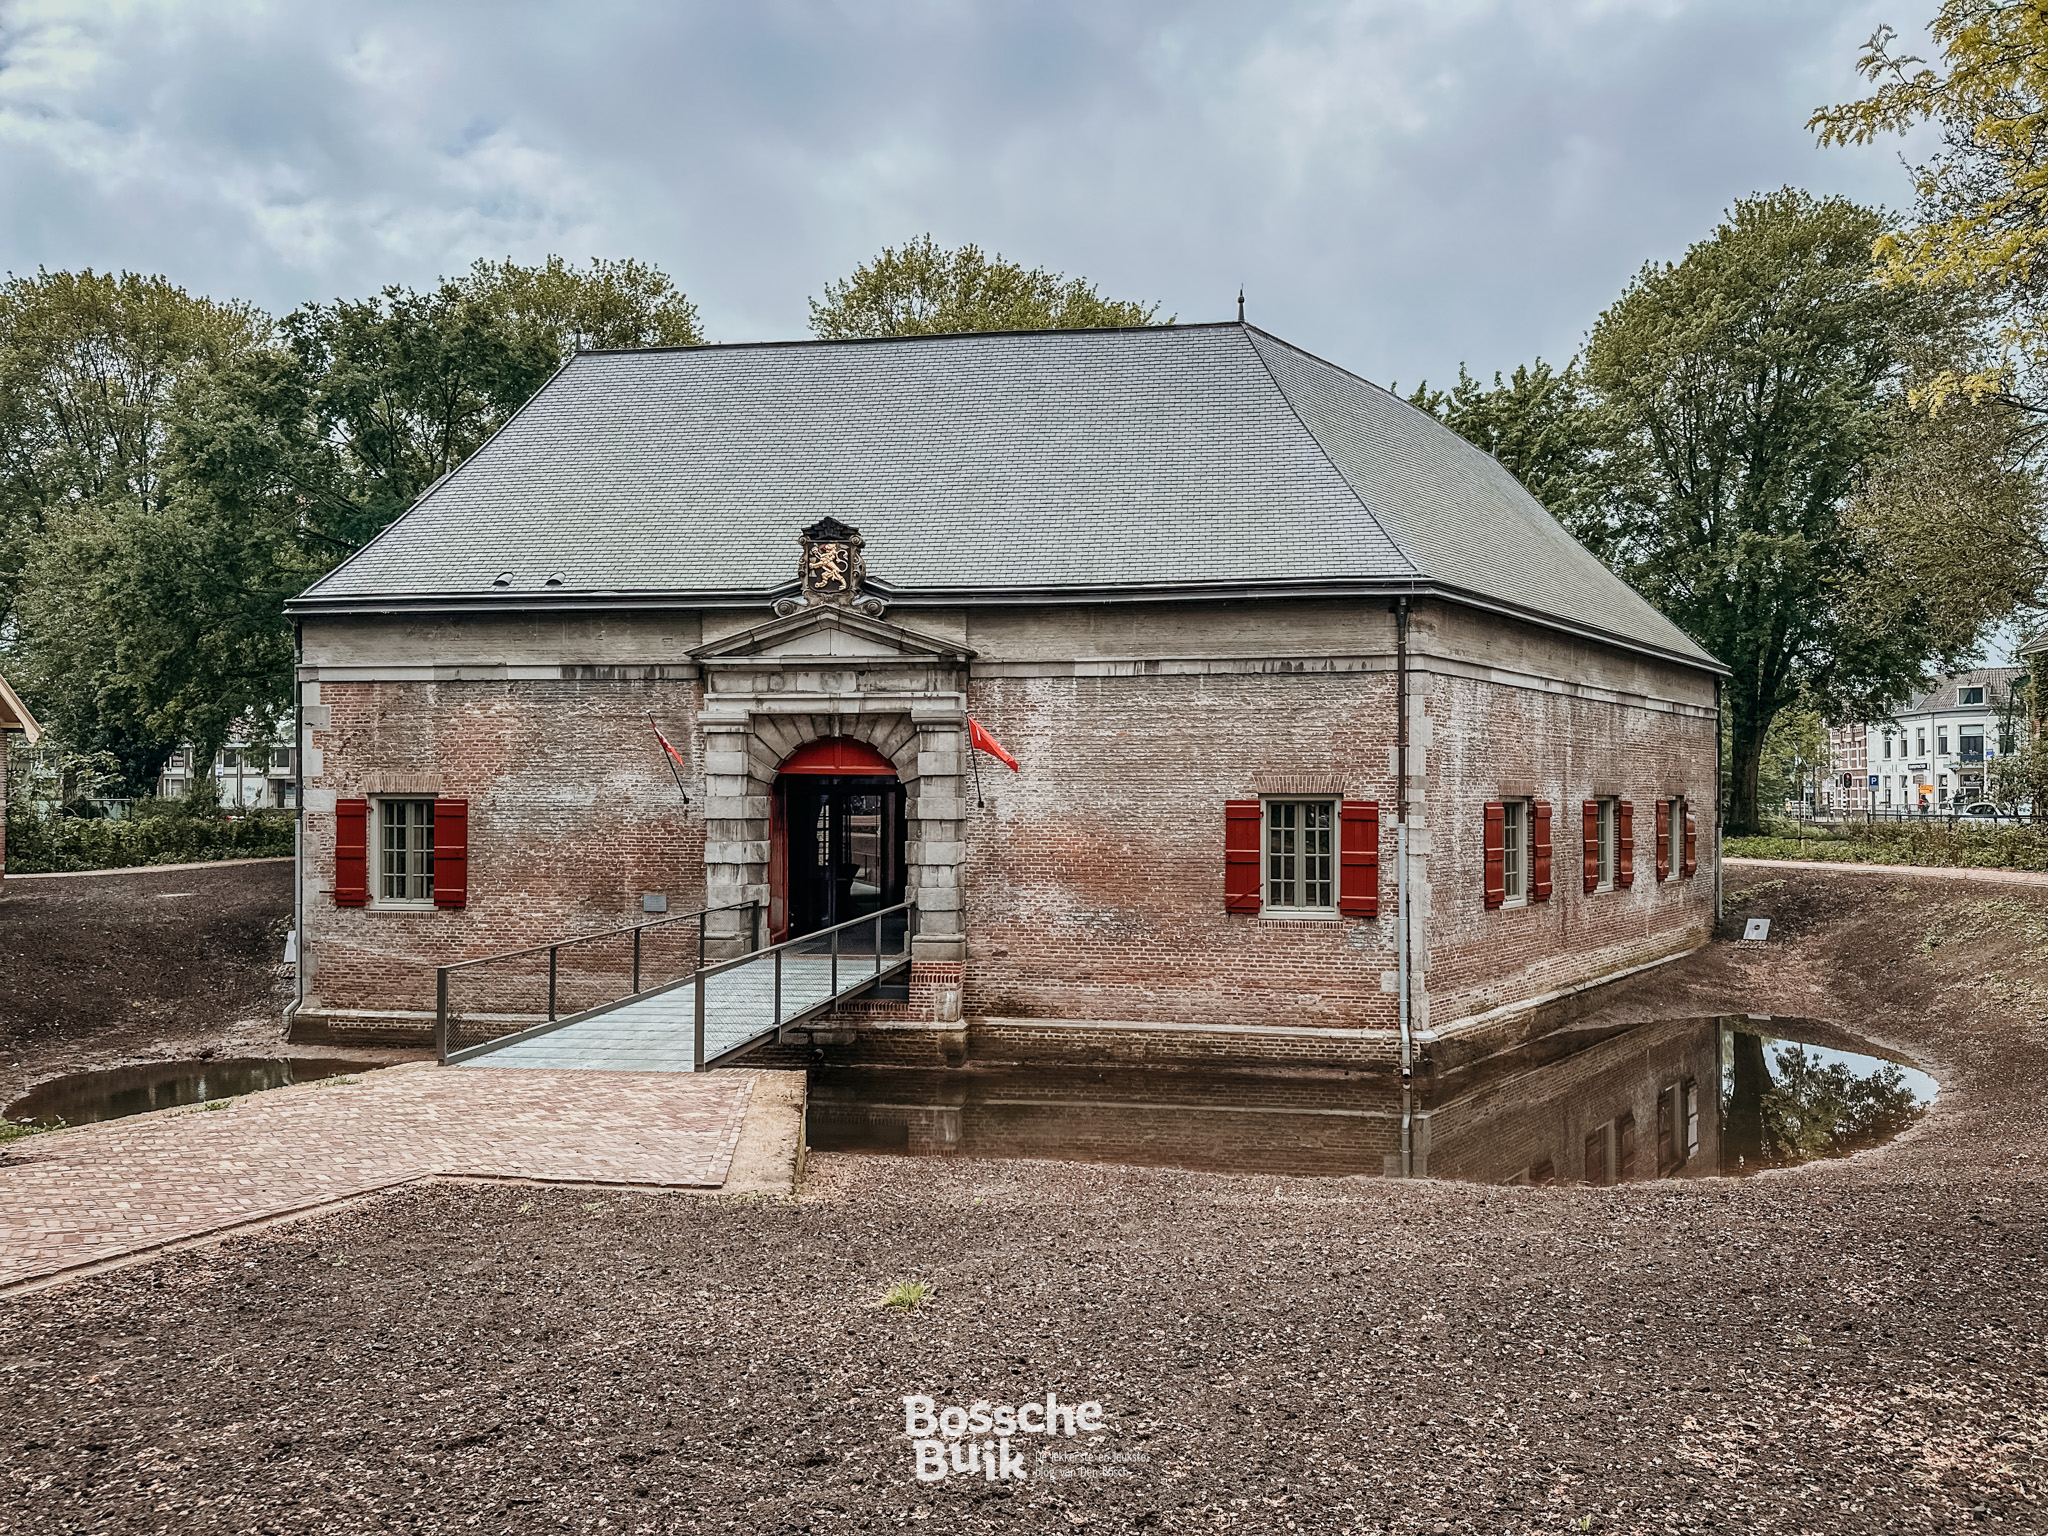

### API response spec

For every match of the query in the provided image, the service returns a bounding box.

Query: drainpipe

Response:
[289,622,306,1029]
[1712,676,1723,927]
[1394,598,1413,1082]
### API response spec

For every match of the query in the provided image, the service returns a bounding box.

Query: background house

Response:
[1826,666,2022,813]
[156,736,298,809]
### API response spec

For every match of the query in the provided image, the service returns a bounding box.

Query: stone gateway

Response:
[284,321,1723,1072]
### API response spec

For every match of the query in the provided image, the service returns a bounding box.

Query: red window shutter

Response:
[334,798,368,908]
[1483,801,1505,910]
[1617,801,1635,888]
[1531,801,1553,901]
[1682,807,1698,877]
[1582,800,1599,894]
[1655,799,1671,882]
[1338,799,1379,918]
[1225,800,1262,914]
[433,798,469,909]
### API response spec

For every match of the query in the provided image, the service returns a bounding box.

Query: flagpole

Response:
[970,743,985,810]
[649,714,691,805]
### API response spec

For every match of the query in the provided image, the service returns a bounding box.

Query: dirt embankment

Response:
[0,866,2043,1533]
[1,861,317,1106]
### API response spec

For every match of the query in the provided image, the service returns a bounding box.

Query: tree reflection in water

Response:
[1722,1032,1927,1172]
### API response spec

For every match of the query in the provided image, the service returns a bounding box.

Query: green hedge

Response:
[2,807,295,874]
[1726,820,2048,872]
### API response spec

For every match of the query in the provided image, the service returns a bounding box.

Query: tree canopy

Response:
[1812,2,2048,413]
[0,257,702,792]
[1584,189,2035,830]
[1406,360,1608,553]
[1420,190,2043,831]
[809,235,1164,338]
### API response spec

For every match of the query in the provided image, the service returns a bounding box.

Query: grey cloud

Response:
[0,0,1938,386]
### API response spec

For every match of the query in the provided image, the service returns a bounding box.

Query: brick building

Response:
[0,668,41,891]
[285,322,1724,1070]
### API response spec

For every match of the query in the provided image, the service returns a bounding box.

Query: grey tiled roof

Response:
[1898,666,2023,715]
[297,322,1719,668]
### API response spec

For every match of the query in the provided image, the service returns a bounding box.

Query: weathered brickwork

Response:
[294,593,1720,1060]
[1413,603,1718,1037]
[297,675,708,1035]
[958,667,1399,1030]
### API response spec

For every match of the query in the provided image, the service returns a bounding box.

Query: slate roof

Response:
[293,322,1720,671]
[1897,666,2023,715]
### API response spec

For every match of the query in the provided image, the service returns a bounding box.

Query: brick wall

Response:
[957,668,1400,1030]
[1413,603,1718,1036]
[295,595,1720,1054]
[300,675,708,1031]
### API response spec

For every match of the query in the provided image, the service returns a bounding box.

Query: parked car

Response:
[1957,802,2011,822]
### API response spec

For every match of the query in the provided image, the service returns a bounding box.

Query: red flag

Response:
[968,717,1019,772]
[651,721,687,771]
[648,716,692,804]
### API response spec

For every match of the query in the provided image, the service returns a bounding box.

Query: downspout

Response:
[289,623,306,1032]
[1394,598,1413,1084]
[1713,676,1723,927]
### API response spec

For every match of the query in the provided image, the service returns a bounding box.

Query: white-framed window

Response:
[1595,797,1618,891]
[1501,799,1528,906]
[1264,799,1335,914]
[1959,685,1985,705]
[1667,796,1686,874]
[376,798,436,906]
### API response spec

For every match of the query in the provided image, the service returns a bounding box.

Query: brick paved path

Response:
[0,1063,755,1291]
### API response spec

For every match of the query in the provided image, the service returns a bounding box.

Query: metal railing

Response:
[685,899,917,1070]
[435,901,761,1061]
[1780,807,2040,830]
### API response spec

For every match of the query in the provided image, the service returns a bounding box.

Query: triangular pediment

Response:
[691,605,974,664]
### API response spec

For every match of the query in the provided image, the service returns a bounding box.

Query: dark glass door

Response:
[779,775,905,940]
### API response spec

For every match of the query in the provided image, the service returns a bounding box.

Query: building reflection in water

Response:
[806,1017,1936,1183]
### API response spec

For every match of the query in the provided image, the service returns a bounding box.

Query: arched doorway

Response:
[768,737,907,943]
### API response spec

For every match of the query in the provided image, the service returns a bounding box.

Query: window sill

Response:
[1259,909,1340,924]
[368,902,439,914]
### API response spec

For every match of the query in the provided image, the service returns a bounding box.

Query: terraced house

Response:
[284,321,1724,1075]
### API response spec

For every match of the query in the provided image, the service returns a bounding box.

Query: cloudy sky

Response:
[0,0,1939,390]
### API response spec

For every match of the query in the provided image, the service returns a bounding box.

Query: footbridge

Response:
[437,902,915,1072]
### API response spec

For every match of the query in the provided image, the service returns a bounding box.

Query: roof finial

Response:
[1237,286,1245,323]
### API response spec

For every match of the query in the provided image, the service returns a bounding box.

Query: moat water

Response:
[5,1057,382,1128]
[806,1016,1937,1183]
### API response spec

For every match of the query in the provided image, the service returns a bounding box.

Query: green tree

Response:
[1406,360,1609,552]
[1756,705,1830,816]
[0,271,266,786]
[7,257,702,787]
[460,255,704,357]
[1582,189,2018,834]
[809,235,1164,339]
[1812,2,2048,413]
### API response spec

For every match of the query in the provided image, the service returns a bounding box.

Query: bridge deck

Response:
[454,951,902,1072]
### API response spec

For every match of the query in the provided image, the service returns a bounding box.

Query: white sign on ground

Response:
[1744,918,1771,942]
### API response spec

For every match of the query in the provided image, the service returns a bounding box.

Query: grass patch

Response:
[0,1118,58,1144]
[0,805,295,874]
[878,1279,931,1312]
[1727,821,2048,872]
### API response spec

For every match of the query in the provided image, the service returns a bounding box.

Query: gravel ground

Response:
[1,867,2044,1534]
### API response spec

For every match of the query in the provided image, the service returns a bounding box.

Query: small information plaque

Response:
[1743,917,1771,942]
